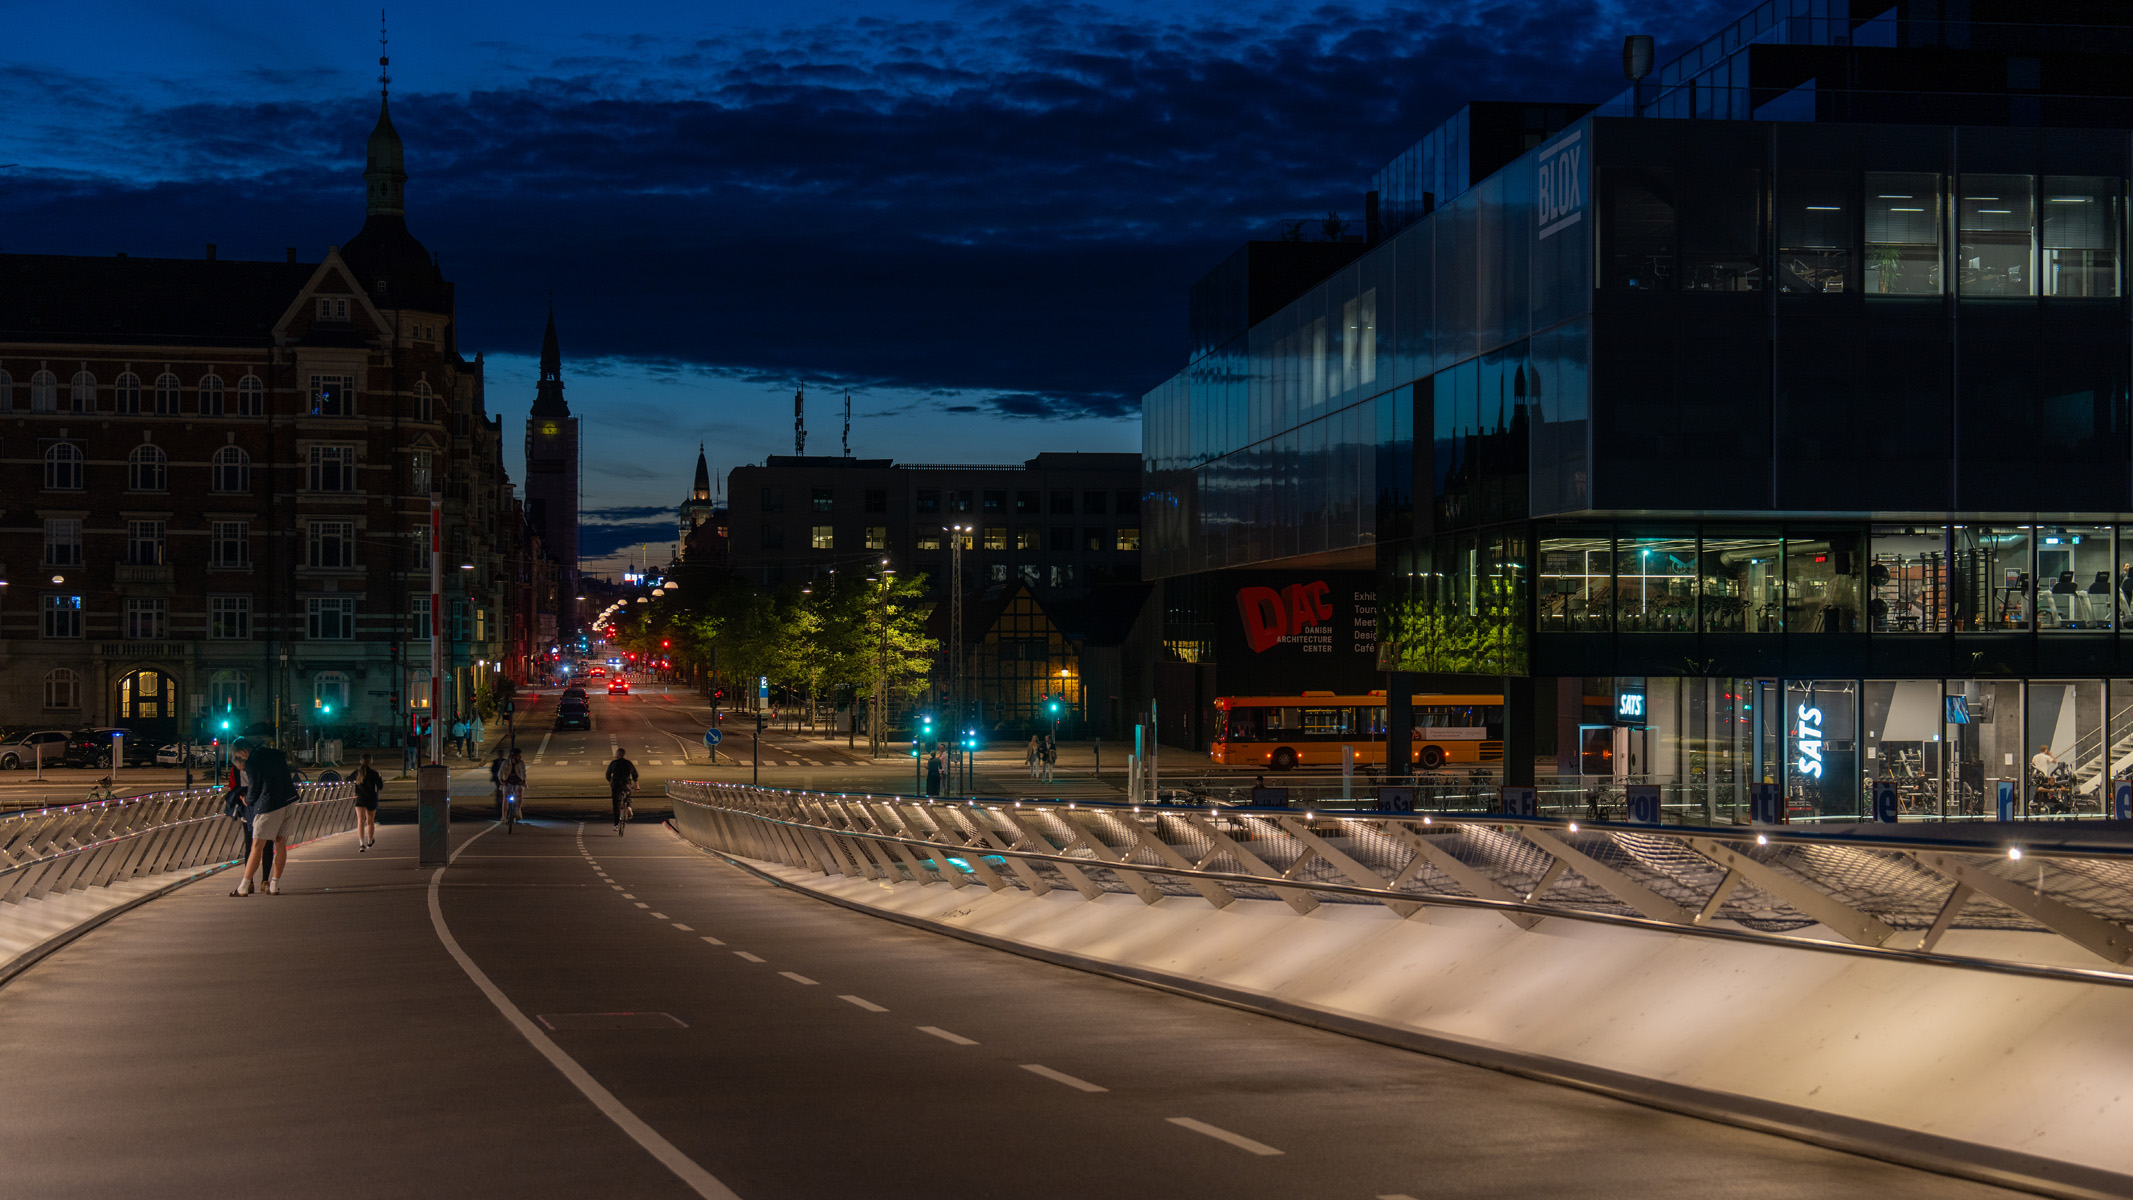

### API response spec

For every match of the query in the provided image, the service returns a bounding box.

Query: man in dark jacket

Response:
[229,739,300,896]
[604,750,638,834]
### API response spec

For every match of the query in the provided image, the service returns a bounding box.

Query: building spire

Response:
[692,444,711,501]
[363,11,407,217]
[531,302,569,417]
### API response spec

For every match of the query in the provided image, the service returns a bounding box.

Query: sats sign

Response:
[1237,581,1334,654]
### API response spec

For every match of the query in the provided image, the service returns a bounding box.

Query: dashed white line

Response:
[610,885,624,891]
[1377,1194,1421,1199]
[1167,1118,1283,1157]
[1019,1064,1107,1093]
[622,893,637,899]
[634,902,650,909]
[839,995,888,1013]
[700,936,726,946]
[734,951,766,963]
[917,1025,977,1046]
[649,912,669,919]
[777,971,819,985]
[672,923,694,931]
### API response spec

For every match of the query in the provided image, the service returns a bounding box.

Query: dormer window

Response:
[317,297,350,322]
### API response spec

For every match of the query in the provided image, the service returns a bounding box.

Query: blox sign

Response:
[1536,129,1585,241]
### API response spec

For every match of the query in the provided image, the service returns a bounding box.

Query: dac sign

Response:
[1237,580,1334,653]
[1536,129,1585,241]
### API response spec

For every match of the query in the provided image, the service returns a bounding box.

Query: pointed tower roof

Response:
[531,302,569,418]
[692,444,711,500]
[343,25,448,311]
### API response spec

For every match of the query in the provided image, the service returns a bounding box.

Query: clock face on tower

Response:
[539,421,561,437]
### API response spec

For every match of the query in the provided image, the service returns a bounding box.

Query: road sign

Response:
[703,729,723,747]
[1499,786,1537,818]
[1624,784,1661,825]
[1751,782,1785,824]
[2117,781,2131,821]
[759,675,769,700]
[1872,779,1900,823]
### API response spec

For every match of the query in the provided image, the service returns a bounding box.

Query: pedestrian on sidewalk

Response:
[1040,734,1057,784]
[224,758,273,882]
[925,749,944,797]
[1025,735,1040,779]
[450,717,468,759]
[350,754,382,851]
[605,749,638,834]
[229,738,299,896]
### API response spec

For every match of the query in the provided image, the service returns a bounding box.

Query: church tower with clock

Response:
[525,305,580,641]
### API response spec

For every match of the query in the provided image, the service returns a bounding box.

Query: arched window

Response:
[199,374,226,416]
[414,379,434,422]
[129,444,167,491]
[153,372,181,414]
[114,371,142,413]
[0,369,11,411]
[235,374,263,416]
[44,668,78,710]
[211,445,250,493]
[69,370,95,412]
[408,667,433,711]
[30,370,57,412]
[209,668,249,712]
[43,443,83,490]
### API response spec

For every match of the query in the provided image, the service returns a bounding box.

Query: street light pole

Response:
[948,525,965,794]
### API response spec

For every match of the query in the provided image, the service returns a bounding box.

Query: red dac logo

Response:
[1237,581,1333,653]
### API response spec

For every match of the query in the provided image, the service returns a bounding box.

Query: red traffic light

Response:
[661,639,671,649]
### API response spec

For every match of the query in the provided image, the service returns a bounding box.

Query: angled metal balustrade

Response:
[668,782,2133,984]
[0,783,356,906]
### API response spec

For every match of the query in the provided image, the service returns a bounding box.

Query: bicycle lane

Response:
[434,819,2025,1200]
[0,818,693,1200]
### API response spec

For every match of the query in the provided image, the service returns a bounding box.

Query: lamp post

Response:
[946,525,967,793]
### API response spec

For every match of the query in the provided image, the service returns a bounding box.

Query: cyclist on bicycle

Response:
[605,749,638,835]
[501,748,527,827]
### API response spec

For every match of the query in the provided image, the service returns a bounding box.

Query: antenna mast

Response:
[794,385,806,456]
[842,390,852,457]
[378,10,391,100]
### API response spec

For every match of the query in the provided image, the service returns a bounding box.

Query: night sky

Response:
[0,0,1730,570]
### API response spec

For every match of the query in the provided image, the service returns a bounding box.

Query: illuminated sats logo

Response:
[1794,703,1825,779]
[1616,693,1645,720]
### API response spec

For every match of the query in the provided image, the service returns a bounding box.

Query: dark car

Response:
[0,729,71,769]
[560,686,588,703]
[555,702,591,731]
[64,728,159,768]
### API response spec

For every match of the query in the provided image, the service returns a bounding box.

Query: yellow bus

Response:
[1212,692,1504,771]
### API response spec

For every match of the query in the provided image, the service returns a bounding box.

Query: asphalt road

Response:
[0,805,2028,1199]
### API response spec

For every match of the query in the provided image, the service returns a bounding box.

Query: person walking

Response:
[449,717,468,759]
[350,753,383,851]
[1040,734,1057,784]
[1025,735,1040,779]
[471,716,487,760]
[925,749,944,797]
[605,749,638,834]
[501,748,527,825]
[229,738,299,896]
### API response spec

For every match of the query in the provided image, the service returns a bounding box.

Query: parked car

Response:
[156,743,219,767]
[607,677,630,695]
[0,729,71,769]
[64,728,159,768]
[554,704,591,731]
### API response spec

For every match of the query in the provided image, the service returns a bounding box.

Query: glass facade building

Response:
[1142,0,2133,821]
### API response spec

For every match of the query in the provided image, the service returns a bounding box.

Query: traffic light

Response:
[1046,695,1061,717]
[661,639,671,649]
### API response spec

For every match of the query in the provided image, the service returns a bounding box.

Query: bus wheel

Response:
[1270,747,1298,771]
[1418,745,1445,770]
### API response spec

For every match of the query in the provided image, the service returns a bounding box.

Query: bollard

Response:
[418,763,450,866]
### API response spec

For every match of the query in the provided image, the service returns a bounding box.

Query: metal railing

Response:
[668,782,2133,983]
[0,782,355,906]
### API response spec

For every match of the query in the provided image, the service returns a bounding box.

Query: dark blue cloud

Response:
[1,1,1737,421]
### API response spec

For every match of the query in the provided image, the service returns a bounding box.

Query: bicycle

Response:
[502,790,522,833]
[615,785,636,836]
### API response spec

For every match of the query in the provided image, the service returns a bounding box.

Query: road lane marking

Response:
[610,885,624,891]
[1019,1064,1108,1093]
[622,893,636,899]
[634,902,650,909]
[839,995,888,1012]
[700,936,726,946]
[777,971,818,985]
[734,951,766,963]
[1166,1118,1283,1157]
[1377,1195,1421,1199]
[425,825,741,1200]
[918,1025,977,1046]
[650,912,669,919]
[672,923,693,931]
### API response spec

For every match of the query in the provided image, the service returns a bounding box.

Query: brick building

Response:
[0,89,553,752]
